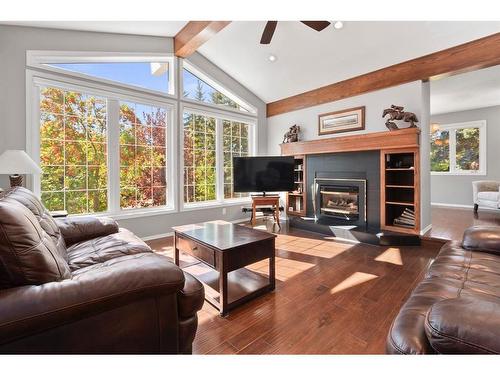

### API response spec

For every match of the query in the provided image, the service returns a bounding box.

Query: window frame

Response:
[430,120,487,176]
[180,60,257,115]
[180,103,256,210]
[26,51,259,218]
[27,69,177,218]
[27,51,177,99]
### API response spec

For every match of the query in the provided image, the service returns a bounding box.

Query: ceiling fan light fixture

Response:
[333,21,344,29]
[268,54,277,62]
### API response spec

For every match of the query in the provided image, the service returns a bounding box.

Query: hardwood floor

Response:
[426,206,500,240]
[148,220,441,354]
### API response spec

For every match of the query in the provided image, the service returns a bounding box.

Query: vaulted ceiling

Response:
[0,21,188,37]
[3,21,500,105]
[199,21,500,102]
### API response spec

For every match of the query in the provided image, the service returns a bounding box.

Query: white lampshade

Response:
[0,150,42,175]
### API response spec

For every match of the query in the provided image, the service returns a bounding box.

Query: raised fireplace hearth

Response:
[314,178,366,226]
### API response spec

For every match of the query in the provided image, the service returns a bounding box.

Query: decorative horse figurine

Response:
[282,124,301,143]
[382,105,419,131]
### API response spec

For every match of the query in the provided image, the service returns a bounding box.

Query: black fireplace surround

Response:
[290,150,420,245]
[305,151,381,228]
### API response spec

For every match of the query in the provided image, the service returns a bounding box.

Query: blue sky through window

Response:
[47,62,170,94]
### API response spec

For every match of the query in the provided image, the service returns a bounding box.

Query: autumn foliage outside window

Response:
[430,124,483,174]
[119,102,168,209]
[40,87,108,214]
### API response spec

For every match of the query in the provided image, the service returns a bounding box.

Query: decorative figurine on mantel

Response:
[282,124,301,143]
[382,105,419,131]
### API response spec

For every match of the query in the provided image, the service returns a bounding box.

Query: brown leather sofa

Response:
[387,226,500,354]
[0,187,204,354]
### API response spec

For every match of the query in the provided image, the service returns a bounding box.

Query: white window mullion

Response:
[449,129,457,173]
[215,118,224,202]
[107,99,120,214]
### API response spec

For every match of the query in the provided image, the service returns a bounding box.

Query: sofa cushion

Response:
[0,200,71,288]
[1,187,67,262]
[56,216,119,247]
[477,191,499,202]
[425,296,500,354]
[67,228,152,272]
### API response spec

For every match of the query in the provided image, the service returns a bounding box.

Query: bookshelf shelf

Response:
[381,149,420,235]
[286,155,306,217]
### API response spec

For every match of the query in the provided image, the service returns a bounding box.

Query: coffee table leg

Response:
[219,270,228,316]
[174,233,180,266]
[269,253,276,291]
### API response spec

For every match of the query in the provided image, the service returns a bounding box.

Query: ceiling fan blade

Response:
[260,21,278,44]
[301,21,331,32]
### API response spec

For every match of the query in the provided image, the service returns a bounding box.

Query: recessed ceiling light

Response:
[268,54,277,62]
[333,21,344,29]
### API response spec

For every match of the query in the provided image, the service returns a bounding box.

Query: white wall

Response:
[266,81,431,231]
[0,25,267,238]
[430,105,500,207]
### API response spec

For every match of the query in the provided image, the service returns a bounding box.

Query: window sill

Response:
[431,171,487,176]
[96,206,177,220]
[182,199,251,212]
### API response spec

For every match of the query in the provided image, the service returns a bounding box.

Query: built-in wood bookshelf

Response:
[286,155,307,217]
[380,148,420,234]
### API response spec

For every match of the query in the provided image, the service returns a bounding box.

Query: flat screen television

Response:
[233,156,295,194]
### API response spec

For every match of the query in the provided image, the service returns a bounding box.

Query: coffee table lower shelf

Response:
[183,262,273,314]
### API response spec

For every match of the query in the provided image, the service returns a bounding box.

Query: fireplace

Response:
[314,178,366,225]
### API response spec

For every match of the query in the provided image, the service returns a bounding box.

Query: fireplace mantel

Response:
[280,128,420,156]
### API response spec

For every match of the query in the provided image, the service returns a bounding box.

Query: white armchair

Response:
[473,180,500,212]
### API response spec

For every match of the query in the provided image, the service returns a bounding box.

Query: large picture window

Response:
[40,87,108,214]
[430,121,486,175]
[30,52,258,217]
[37,82,172,216]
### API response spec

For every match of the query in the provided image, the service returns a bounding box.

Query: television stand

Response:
[251,195,281,228]
[251,192,279,197]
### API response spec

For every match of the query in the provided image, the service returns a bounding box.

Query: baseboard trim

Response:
[140,217,251,242]
[420,224,432,236]
[431,202,499,212]
[141,232,174,242]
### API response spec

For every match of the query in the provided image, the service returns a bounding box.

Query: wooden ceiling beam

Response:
[267,32,500,118]
[174,21,231,58]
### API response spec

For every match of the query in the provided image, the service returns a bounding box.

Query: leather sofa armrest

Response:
[56,216,119,246]
[425,296,500,354]
[0,253,184,346]
[462,226,500,255]
[177,272,205,354]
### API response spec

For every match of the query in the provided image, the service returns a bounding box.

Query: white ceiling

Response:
[198,21,500,102]
[3,21,500,106]
[430,65,500,115]
[0,21,188,37]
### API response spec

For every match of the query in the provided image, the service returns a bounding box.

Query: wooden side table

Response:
[251,195,281,228]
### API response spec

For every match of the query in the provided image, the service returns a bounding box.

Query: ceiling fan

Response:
[260,21,331,44]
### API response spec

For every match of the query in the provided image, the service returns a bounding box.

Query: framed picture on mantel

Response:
[318,106,365,136]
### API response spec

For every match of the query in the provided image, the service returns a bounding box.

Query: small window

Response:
[223,120,250,199]
[45,62,172,95]
[430,121,486,175]
[182,66,252,113]
[119,101,168,209]
[183,113,217,203]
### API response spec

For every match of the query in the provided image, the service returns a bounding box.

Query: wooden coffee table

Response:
[173,220,276,316]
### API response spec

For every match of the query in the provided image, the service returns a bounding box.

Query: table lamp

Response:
[0,150,42,188]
